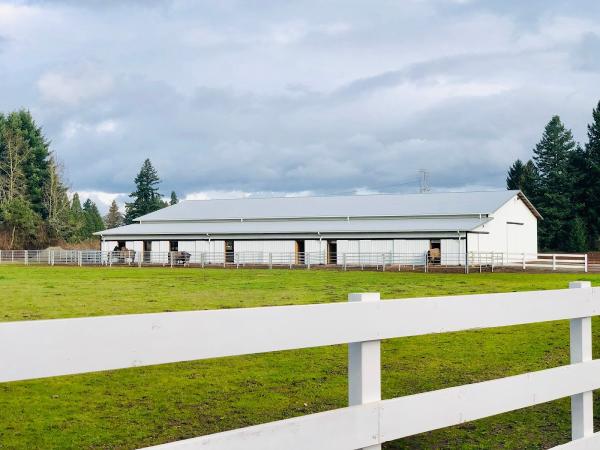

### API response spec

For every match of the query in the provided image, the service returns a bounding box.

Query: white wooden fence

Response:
[1,283,599,448]
[0,249,592,272]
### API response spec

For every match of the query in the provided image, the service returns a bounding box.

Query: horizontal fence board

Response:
[380,360,600,441]
[551,432,600,449]
[141,360,600,449]
[1,288,599,382]
[143,402,380,450]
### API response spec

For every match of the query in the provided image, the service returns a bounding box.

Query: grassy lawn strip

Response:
[1,266,599,449]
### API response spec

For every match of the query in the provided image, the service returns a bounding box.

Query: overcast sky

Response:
[2,0,600,212]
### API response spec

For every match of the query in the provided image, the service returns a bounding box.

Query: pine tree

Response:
[169,191,179,205]
[68,192,86,242]
[506,159,524,190]
[124,159,163,224]
[506,159,537,197]
[43,155,71,242]
[532,116,577,251]
[82,198,104,237]
[13,111,51,218]
[582,100,600,249]
[567,216,588,253]
[104,200,123,229]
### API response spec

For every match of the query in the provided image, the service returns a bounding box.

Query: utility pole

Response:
[418,169,430,193]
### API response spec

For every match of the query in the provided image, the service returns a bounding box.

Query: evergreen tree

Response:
[68,192,86,242]
[582,100,600,249]
[82,198,104,237]
[104,200,124,229]
[506,159,537,197]
[124,159,163,224]
[0,197,38,248]
[169,191,179,205]
[567,216,588,253]
[43,155,71,242]
[13,111,51,218]
[532,116,577,251]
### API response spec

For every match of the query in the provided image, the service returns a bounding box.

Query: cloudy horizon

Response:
[2,0,600,212]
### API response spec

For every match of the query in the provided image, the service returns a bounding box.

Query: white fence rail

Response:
[1,283,599,449]
[0,249,591,272]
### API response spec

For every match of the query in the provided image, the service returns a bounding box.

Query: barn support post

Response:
[569,281,593,440]
[464,232,469,275]
[348,292,381,450]
[343,253,347,271]
[306,253,310,270]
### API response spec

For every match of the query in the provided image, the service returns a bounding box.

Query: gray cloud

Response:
[1,0,600,204]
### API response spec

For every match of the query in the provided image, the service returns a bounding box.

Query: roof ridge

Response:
[182,189,516,202]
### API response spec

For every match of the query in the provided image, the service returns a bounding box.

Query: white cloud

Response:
[2,0,599,198]
[37,67,114,106]
[61,118,119,139]
[73,191,127,214]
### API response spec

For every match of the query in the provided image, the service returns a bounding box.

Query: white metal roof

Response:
[97,190,538,238]
[98,216,491,238]
[134,190,530,222]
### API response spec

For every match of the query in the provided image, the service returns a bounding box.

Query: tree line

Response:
[0,110,177,249]
[506,100,600,252]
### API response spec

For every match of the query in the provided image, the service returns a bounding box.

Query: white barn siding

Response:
[441,239,466,265]
[202,240,225,263]
[151,241,169,263]
[337,240,359,265]
[472,195,538,261]
[233,241,295,264]
[393,240,430,264]
[305,240,326,264]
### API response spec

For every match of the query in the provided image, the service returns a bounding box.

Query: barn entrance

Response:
[295,240,305,264]
[225,240,234,263]
[428,240,441,265]
[327,240,337,264]
[143,241,152,262]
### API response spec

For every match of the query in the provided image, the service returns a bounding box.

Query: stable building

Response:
[95,190,540,266]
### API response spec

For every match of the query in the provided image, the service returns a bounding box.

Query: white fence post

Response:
[269,252,272,269]
[552,254,557,271]
[348,292,381,450]
[24,250,28,265]
[584,254,588,273]
[522,253,526,270]
[569,281,593,441]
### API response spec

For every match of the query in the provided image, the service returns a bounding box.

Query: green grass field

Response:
[1,266,599,449]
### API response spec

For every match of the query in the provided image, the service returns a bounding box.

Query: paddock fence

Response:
[0,249,592,272]
[1,283,599,449]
